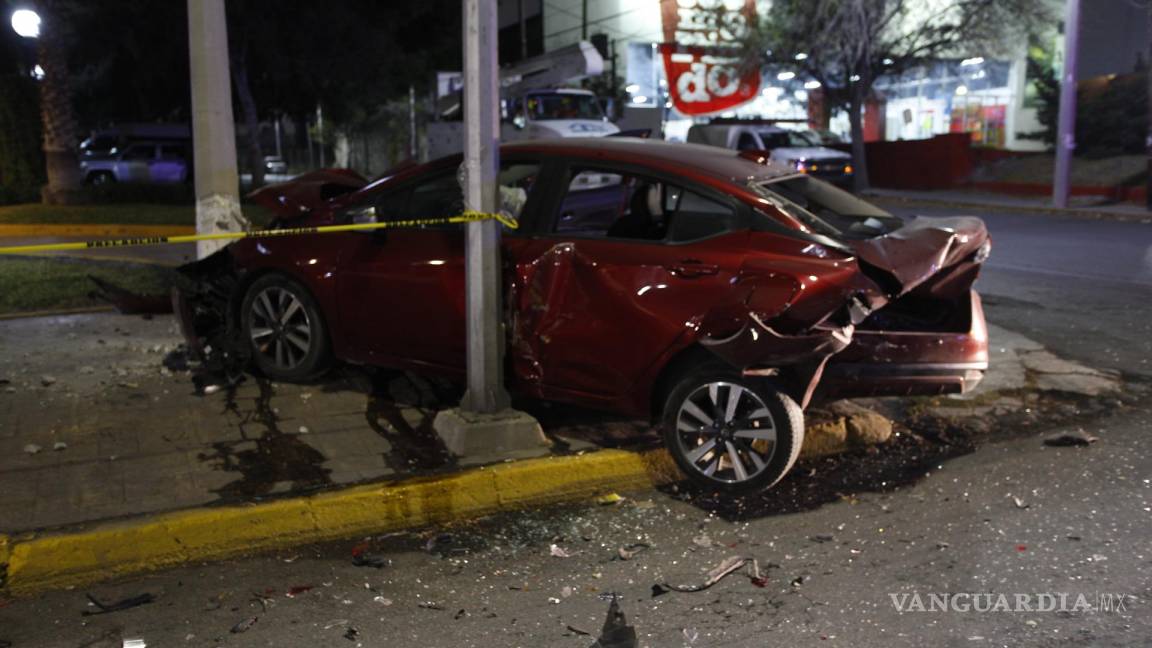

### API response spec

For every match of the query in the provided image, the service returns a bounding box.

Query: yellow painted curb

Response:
[0,224,195,238]
[1,448,675,596]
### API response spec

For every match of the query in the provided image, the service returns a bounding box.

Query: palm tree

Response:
[35,0,83,204]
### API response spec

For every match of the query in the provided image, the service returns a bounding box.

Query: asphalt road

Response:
[888,205,1152,379]
[1,207,1150,647]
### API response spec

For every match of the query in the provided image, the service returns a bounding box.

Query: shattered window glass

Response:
[753,175,903,240]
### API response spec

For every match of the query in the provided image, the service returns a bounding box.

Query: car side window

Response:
[122,145,154,161]
[552,167,741,243]
[736,132,760,151]
[363,162,541,230]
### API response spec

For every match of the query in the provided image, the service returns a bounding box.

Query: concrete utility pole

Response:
[433,0,546,462]
[188,0,247,259]
[1052,0,1081,209]
[1145,1,1151,210]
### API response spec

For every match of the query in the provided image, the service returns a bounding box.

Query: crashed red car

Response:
[175,138,990,492]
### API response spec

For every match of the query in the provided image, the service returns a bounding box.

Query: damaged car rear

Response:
[174,139,989,492]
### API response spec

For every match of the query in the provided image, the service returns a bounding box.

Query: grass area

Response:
[0,256,175,315]
[0,202,275,227]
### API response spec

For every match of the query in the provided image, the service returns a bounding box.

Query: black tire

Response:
[662,370,804,493]
[87,171,115,186]
[240,274,331,381]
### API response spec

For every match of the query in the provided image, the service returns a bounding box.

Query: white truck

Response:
[425,41,619,161]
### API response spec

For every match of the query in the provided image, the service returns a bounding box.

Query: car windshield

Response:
[525,93,604,121]
[752,175,904,240]
[758,130,821,148]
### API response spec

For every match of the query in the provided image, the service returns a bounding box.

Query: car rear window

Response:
[752,175,903,240]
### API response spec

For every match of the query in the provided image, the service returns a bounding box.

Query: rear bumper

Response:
[819,291,989,399]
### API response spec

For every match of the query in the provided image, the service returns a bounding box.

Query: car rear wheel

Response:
[662,372,803,493]
[240,274,331,381]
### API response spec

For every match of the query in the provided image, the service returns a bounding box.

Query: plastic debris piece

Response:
[653,556,760,596]
[298,426,310,434]
[40,375,56,386]
[567,625,592,636]
[286,585,314,598]
[1043,432,1097,447]
[351,543,390,569]
[23,444,41,455]
[82,592,155,616]
[589,595,637,648]
[343,627,359,641]
[595,493,623,505]
[122,640,146,648]
[1012,496,1029,509]
[614,543,650,561]
[550,544,573,558]
[230,616,258,634]
[373,596,393,606]
[53,442,68,451]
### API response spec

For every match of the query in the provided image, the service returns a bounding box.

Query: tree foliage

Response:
[0,30,44,204]
[730,0,1054,189]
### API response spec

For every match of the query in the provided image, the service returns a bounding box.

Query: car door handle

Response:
[666,260,719,278]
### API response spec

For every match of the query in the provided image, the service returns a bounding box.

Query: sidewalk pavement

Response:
[0,311,1122,536]
[865,187,1152,222]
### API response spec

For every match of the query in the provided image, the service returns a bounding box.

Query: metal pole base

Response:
[433,407,550,466]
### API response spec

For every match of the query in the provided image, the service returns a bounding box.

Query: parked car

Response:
[687,123,854,188]
[175,138,990,492]
[80,141,190,185]
[263,155,288,175]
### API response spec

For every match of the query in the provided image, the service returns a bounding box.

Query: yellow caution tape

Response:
[0,210,518,255]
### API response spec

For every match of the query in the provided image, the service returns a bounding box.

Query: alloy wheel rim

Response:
[249,287,312,371]
[675,381,777,484]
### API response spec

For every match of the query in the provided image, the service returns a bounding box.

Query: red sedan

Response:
[176,138,989,492]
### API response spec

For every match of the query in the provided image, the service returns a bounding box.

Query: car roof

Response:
[503,137,795,184]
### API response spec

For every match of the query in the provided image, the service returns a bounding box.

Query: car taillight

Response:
[844,164,854,174]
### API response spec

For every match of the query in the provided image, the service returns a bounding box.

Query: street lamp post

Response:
[1052,0,1081,209]
[431,0,546,463]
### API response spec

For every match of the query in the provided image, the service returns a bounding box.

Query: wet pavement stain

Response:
[197,377,332,502]
[363,370,455,472]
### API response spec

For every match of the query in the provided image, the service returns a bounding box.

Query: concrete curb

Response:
[0,306,115,321]
[866,194,1152,224]
[0,224,195,238]
[0,448,678,596]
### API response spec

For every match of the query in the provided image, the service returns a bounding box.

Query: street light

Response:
[10,8,40,38]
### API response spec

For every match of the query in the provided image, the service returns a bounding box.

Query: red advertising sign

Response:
[660,0,760,116]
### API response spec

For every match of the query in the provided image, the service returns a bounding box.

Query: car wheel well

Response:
[649,345,732,421]
[649,344,815,420]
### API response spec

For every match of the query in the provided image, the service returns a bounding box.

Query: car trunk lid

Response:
[849,215,989,299]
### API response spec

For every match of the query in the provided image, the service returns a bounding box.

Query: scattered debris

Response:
[594,493,623,506]
[550,543,573,558]
[286,585,314,598]
[82,592,155,616]
[425,533,454,554]
[162,348,191,372]
[351,544,390,569]
[614,543,651,561]
[23,444,41,455]
[589,595,637,648]
[298,426,310,435]
[373,596,393,606]
[418,601,444,610]
[453,609,466,620]
[40,375,56,387]
[122,640,146,648]
[691,532,713,548]
[230,616,258,634]
[53,441,68,451]
[343,626,359,641]
[1012,496,1029,509]
[653,556,762,596]
[809,534,835,543]
[790,575,807,587]
[936,542,950,550]
[1043,432,1098,447]
[566,625,592,636]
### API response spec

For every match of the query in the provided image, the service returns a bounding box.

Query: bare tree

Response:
[729,0,1053,191]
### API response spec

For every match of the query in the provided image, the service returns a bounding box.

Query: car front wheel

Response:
[240,274,331,381]
[662,372,803,493]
